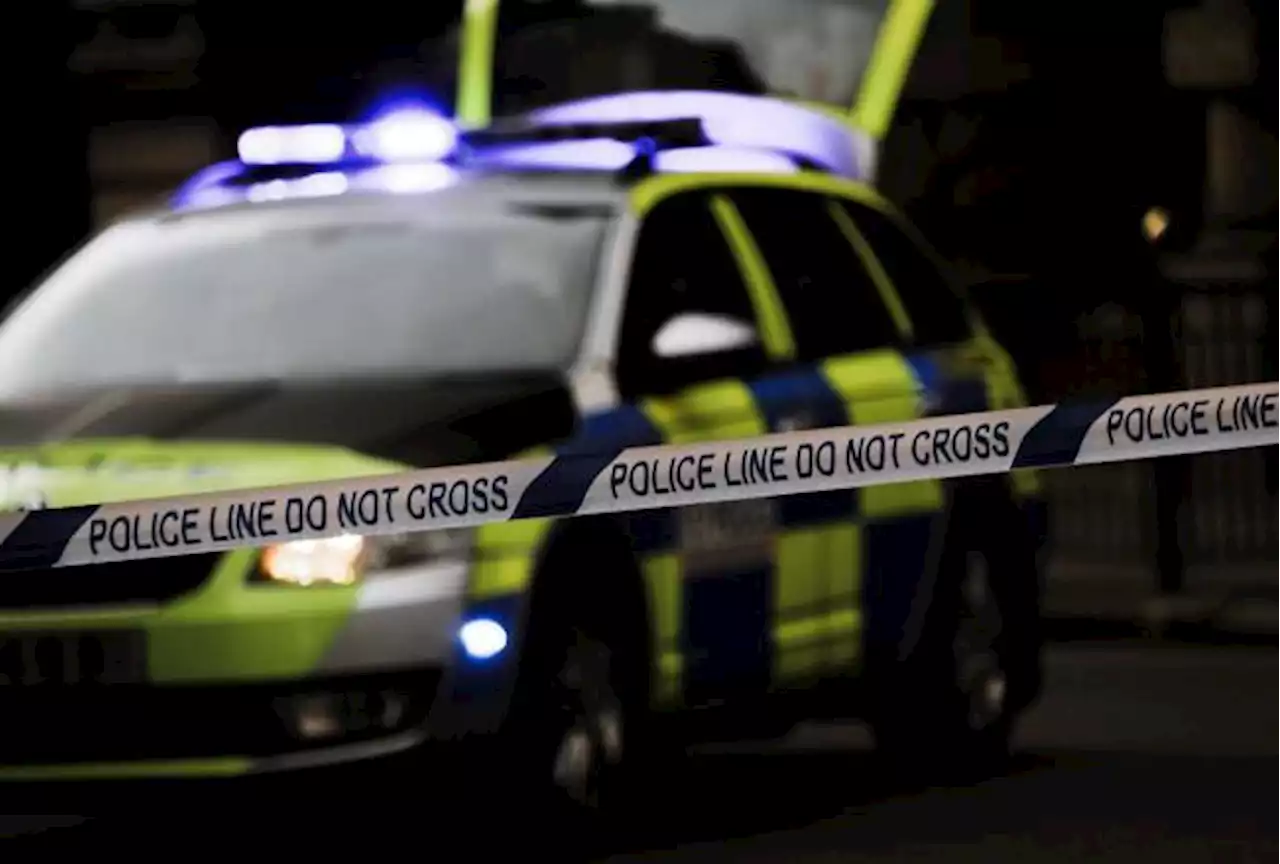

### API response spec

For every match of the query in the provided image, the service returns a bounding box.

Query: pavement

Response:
[3,640,1275,861]
[599,641,1277,863]
[1042,560,1277,645]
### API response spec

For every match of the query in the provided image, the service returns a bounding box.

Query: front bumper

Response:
[0,668,441,775]
[0,553,500,779]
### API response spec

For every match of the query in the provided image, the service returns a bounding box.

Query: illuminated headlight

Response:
[255,529,473,587]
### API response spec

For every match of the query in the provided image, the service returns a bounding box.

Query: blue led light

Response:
[529,90,867,180]
[175,89,845,211]
[234,106,457,167]
[352,107,458,163]
[238,124,346,166]
[459,617,508,660]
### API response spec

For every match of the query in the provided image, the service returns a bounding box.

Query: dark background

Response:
[7,0,1277,643]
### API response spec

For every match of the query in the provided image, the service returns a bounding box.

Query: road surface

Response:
[3,641,1276,862]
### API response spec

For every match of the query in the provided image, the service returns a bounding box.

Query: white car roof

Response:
[128,168,633,228]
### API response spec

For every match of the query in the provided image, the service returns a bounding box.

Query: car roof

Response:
[124,168,634,227]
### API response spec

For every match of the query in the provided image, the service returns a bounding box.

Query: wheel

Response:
[871,496,1041,783]
[500,542,652,844]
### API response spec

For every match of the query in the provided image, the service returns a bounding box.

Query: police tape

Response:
[0,382,1275,573]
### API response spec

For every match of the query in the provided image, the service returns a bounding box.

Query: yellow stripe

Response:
[822,350,943,518]
[709,194,797,362]
[467,443,555,601]
[772,524,861,681]
[0,758,250,781]
[640,381,766,708]
[828,200,914,340]
[643,553,682,706]
[470,518,551,599]
[964,331,1044,498]
[642,379,767,444]
[850,0,935,140]
[630,171,889,220]
[456,0,500,128]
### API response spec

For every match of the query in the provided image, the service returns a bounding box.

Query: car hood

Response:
[0,376,573,510]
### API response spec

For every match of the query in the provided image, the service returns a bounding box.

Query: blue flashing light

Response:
[235,107,457,167]
[466,140,799,176]
[529,90,868,180]
[238,124,346,166]
[352,107,458,163]
[175,90,839,212]
[459,617,508,660]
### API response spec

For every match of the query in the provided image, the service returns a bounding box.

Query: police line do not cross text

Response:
[0,382,1273,571]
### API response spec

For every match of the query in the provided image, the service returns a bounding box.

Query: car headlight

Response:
[254,528,473,587]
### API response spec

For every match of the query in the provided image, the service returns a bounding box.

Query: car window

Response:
[726,188,901,362]
[0,196,609,399]
[616,193,768,398]
[835,200,972,347]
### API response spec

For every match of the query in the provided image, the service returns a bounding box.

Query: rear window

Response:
[0,196,607,398]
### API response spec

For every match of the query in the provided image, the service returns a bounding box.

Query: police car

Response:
[0,90,1045,815]
[3,0,1050,812]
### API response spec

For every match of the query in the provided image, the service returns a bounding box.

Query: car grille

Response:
[0,554,224,610]
[0,671,440,764]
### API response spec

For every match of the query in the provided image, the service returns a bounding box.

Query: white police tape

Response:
[0,382,1275,572]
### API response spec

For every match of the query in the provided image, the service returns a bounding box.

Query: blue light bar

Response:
[528,91,870,181]
[236,107,458,166]
[238,124,347,165]
[465,140,799,175]
[351,108,458,162]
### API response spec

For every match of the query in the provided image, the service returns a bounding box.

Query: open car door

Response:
[452,0,935,181]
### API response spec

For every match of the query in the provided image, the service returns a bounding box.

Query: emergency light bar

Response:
[233,92,863,176]
[237,108,460,166]
[181,91,861,209]
[529,91,869,180]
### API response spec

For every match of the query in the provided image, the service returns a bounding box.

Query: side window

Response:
[616,194,768,398]
[727,188,901,362]
[837,201,973,347]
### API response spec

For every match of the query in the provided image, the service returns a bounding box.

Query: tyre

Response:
[500,538,652,845]
[871,493,1042,783]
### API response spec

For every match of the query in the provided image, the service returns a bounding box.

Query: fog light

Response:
[380,691,407,728]
[291,694,344,741]
[278,690,414,742]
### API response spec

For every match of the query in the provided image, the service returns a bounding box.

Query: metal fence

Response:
[1043,271,1277,624]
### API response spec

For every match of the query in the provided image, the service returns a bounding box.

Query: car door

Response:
[829,194,1044,511]
[612,190,793,712]
[721,185,943,690]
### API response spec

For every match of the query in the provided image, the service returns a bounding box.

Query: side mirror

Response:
[651,313,760,359]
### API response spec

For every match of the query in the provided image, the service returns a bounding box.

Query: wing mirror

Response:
[651,313,760,359]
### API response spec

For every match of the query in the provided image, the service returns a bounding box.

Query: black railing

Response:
[1040,263,1277,622]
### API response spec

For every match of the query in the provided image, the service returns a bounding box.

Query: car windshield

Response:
[0,194,609,399]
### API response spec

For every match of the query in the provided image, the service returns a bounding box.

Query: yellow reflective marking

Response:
[470,518,552,599]
[772,524,862,681]
[772,608,861,681]
[773,529,824,682]
[642,379,766,443]
[828,200,914,340]
[147,549,356,684]
[628,171,891,220]
[823,351,943,517]
[709,195,797,362]
[641,380,766,707]
[822,523,860,673]
[963,333,1044,498]
[850,0,935,140]
[0,758,250,781]
[456,0,501,128]
[643,553,682,707]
